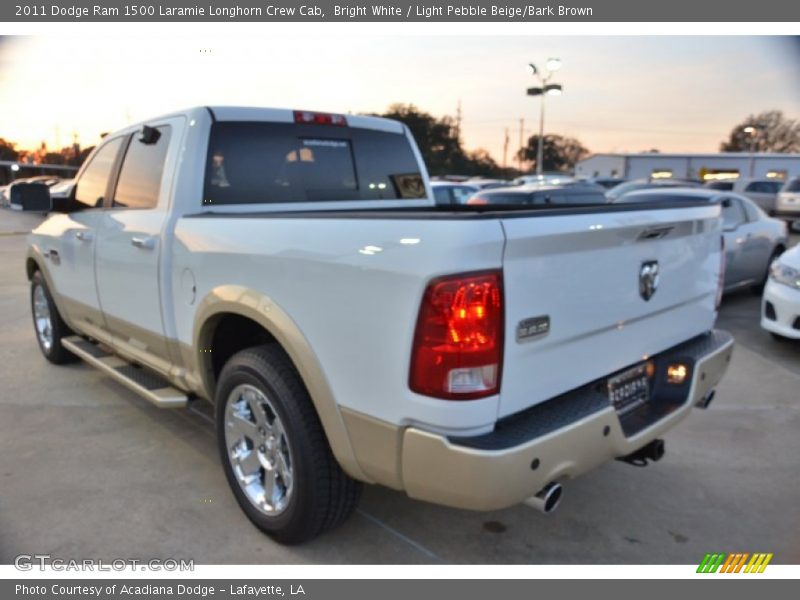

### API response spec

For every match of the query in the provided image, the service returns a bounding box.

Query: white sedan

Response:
[762,244,800,340]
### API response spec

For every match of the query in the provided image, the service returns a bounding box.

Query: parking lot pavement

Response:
[0,210,798,565]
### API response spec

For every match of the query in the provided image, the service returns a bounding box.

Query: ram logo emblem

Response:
[639,260,660,301]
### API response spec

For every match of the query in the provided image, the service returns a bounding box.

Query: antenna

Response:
[455,99,462,140]
[503,128,509,169]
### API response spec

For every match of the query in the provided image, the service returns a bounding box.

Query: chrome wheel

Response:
[33,284,53,353]
[224,383,294,516]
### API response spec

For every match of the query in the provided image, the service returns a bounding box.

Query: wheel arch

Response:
[192,285,369,483]
[24,247,77,331]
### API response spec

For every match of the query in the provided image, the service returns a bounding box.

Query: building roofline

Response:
[581,152,800,161]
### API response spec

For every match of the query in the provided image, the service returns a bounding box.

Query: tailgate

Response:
[498,204,722,418]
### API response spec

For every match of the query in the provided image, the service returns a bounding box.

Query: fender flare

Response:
[192,285,370,483]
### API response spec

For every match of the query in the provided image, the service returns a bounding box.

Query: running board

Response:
[62,336,188,408]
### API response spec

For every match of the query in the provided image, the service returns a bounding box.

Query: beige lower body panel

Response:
[350,334,734,511]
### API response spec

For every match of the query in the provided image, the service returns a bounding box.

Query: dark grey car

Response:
[606,178,702,202]
[467,182,608,206]
[617,189,789,293]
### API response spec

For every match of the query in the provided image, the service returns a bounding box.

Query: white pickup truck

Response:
[21,106,734,544]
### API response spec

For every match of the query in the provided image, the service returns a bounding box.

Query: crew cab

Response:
[21,106,734,544]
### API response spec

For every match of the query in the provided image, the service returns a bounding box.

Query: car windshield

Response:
[203,121,426,205]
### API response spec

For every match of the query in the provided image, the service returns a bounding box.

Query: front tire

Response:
[30,271,77,364]
[215,345,361,544]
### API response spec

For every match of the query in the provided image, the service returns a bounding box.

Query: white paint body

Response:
[29,106,724,436]
[761,244,800,339]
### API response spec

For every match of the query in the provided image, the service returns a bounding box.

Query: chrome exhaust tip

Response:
[524,482,563,514]
[695,390,715,409]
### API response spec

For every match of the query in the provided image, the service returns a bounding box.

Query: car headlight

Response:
[770,260,800,289]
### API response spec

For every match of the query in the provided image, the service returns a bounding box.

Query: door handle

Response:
[75,231,93,242]
[131,236,156,250]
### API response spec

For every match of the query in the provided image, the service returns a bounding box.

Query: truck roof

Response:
[126,106,405,135]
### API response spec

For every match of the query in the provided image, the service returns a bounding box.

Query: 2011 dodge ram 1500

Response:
[22,106,734,544]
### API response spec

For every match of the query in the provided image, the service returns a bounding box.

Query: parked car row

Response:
[432,174,798,343]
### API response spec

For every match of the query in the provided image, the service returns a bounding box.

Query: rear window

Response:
[479,192,531,205]
[203,122,425,205]
[614,193,710,205]
[745,181,782,193]
[480,188,607,206]
[784,178,800,192]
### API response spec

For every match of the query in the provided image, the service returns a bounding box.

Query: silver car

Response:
[616,188,789,293]
[430,181,479,206]
[732,178,784,215]
[775,176,800,225]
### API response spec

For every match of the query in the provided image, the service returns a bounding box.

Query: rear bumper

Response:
[773,209,800,221]
[399,330,734,510]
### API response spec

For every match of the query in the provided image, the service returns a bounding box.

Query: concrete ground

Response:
[0,209,798,565]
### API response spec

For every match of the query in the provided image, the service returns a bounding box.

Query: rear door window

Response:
[113,126,172,209]
[203,122,425,205]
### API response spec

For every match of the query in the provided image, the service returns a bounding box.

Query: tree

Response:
[376,104,463,175]
[516,134,589,172]
[373,104,509,177]
[720,110,800,153]
[0,138,19,161]
[43,152,66,165]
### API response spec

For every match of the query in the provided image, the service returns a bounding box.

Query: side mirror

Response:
[9,182,52,212]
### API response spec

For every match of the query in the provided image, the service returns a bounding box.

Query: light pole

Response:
[743,125,760,178]
[527,58,563,175]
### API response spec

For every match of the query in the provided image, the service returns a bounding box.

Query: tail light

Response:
[467,196,489,205]
[409,270,504,400]
[716,235,726,310]
[293,110,347,126]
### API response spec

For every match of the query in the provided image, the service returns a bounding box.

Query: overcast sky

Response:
[1,34,798,163]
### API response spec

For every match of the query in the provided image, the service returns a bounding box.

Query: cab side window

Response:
[741,198,762,222]
[113,126,172,209]
[73,137,124,210]
[721,197,746,229]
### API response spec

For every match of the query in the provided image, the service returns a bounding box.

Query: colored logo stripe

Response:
[697,552,773,573]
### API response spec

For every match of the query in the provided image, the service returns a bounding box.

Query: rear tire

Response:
[30,271,78,365]
[215,344,361,544]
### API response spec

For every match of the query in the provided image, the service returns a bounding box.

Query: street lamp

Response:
[527,59,563,175]
[743,125,761,177]
[743,126,758,153]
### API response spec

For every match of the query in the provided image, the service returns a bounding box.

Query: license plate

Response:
[607,363,651,414]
